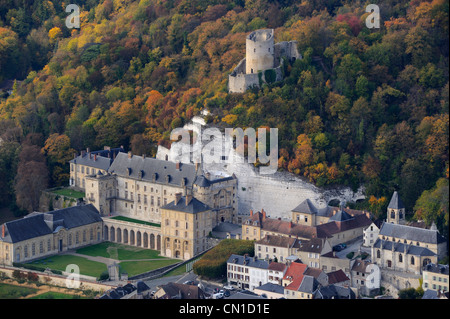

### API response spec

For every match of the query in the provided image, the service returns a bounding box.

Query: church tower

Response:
[386,191,406,224]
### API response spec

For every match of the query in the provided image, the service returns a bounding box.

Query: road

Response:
[335,238,371,259]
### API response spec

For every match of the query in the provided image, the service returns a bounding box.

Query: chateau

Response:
[228,29,301,93]
[68,146,237,260]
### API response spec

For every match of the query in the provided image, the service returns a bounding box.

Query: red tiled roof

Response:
[283,262,307,291]
[327,269,350,284]
[269,262,287,272]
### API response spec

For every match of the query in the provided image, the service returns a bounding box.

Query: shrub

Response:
[12,270,25,280]
[27,272,39,282]
[98,271,109,281]
[264,69,277,83]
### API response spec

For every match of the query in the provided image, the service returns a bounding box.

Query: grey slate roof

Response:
[379,222,446,244]
[297,275,319,293]
[2,204,101,243]
[314,285,355,299]
[108,152,196,187]
[373,239,436,257]
[70,147,124,171]
[292,199,318,214]
[423,263,449,275]
[422,289,439,299]
[254,282,284,295]
[160,196,211,214]
[388,191,405,209]
[227,254,269,269]
[328,209,354,222]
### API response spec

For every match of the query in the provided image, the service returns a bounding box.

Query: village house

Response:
[153,282,207,299]
[242,202,372,246]
[422,263,449,294]
[226,254,269,291]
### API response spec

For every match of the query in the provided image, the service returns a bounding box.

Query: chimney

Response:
[87,147,90,154]
[186,194,192,205]
[262,209,266,220]
[2,224,5,238]
[365,211,371,219]
[250,209,253,216]
[128,151,132,159]
[289,221,293,229]
[94,154,97,161]
[143,154,146,159]
[175,193,182,205]
[81,150,86,157]
[176,162,181,170]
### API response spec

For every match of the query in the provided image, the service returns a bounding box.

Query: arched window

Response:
[399,254,403,263]
[390,210,395,219]
[411,256,415,265]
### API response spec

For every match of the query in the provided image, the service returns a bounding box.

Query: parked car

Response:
[184,280,195,285]
[212,292,224,299]
[223,285,234,291]
[333,244,346,251]
[223,290,230,297]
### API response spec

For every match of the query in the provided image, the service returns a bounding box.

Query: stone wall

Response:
[0,266,115,293]
[380,268,421,297]
[39,189,81,212]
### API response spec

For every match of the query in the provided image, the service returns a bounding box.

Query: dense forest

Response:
[0,0,448,236]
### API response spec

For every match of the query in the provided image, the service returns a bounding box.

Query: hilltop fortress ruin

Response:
[228,29,301,93]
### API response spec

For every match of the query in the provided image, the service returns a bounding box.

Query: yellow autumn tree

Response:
[48,27,62,43]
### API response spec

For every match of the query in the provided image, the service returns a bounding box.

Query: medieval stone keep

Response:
[228,29,301,93]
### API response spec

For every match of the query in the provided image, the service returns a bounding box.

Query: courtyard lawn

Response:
[29,291,87,299]
[29,254,107,278]
[51,188,85,199]
[119,259,180,277]
[0,283,38,299]
[76,242,165,260]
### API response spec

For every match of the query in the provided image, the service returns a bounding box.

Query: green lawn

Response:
[0,283,38,299]
[28,255,107,278]
[51,188,85,199]
[109,216,160,227]
[76,242,165,260]
[118,259,180,277]
[29,291,87,299]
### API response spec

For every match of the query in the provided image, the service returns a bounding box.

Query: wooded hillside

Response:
[0,0,448,235]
